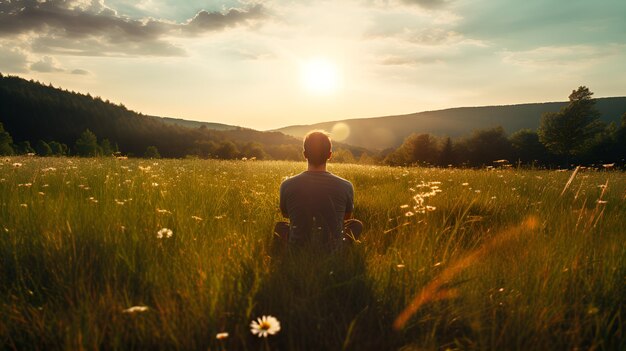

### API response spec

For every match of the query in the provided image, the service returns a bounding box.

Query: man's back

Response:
[280,171,354,244]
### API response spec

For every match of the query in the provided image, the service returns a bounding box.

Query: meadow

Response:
[0,157,624,350]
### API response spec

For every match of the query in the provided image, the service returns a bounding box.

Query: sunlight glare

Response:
[300,58,340,95]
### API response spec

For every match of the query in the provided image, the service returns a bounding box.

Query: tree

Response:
[538,86,603,163]
[457,126,512,166]
[509,129,549,164]
[241,142,267,160]
[215,141,239,159]
[331,149,356,163]
[100,138,114,156]
[35,140,52,156]
[0,122,14,155]
[144,146,161,159]
[406,133,439,165]
[16,141,35,155]
[75,129,99,157]
[49,141,68,156]
[438,137,454,166]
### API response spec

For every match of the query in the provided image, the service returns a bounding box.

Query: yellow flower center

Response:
[259,321,271,331]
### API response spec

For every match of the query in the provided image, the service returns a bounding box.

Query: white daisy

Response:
[250,315,281,338]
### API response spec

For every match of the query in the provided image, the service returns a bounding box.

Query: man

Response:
[274,131,363,246]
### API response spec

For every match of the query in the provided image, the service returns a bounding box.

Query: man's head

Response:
[303,130,332,166]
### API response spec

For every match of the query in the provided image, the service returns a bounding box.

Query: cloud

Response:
[399,0,449,9]
[0,45,29,73]
[500,45,622,68]
[30,56,64,72]
[70,68,90,75]
[379,55,443,66]
[0,0,267,57]
[184,4,265,34]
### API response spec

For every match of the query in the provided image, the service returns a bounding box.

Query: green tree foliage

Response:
[384,133,440,166]
[538,86,603,160]
[457,126,512,166]
[144,146,161,159]
[438,137,454,166]
[0,122,14,155]
[241,142,267,160]
[331,149,356,163]
[48,141,68,156]
[215,141,239,159]
[16,141,35,155]
[35,140,52,156]
[509,129,549,164]
[75,129,99,157]
[100,138,114,156]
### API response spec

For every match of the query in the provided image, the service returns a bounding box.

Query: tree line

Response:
[1,74,623,167]
[382,87,626,168]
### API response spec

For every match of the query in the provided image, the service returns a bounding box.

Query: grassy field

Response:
[1,157,624,350]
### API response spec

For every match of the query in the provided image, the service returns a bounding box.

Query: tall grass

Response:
[1,157,624,350]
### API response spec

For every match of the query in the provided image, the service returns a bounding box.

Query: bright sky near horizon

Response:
[1,0,625,130]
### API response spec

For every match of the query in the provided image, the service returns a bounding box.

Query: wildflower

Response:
[191,215,203,221]
[461,183,469,186]
[405,211,415,217]
[151,182,159,187]
[156,208,171,214]
[216,332,229,340]
[397,264,406,268]
[425,205,436,211]
[250,315,281,338]
[400,204,409,209]
[157,228,173,239]
[20,203,28,208]
[122,306,149,314]
[596,200,608,204]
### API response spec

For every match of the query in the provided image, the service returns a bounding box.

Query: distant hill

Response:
[0,73,368,159]
[154,116,240,131]
[0,74,304,158]
[276,98,626,150]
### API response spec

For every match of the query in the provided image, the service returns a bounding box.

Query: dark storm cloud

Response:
[0,0,267,57]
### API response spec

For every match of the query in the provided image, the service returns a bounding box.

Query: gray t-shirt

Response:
[279,171,354,244]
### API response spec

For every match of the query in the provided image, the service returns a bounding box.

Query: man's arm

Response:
[344,182,355,221]
[279,182,289,218]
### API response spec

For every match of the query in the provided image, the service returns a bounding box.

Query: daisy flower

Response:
[250,315,281,337]
[157,228,173,239]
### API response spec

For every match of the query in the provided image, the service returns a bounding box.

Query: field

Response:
[1,157,624,350]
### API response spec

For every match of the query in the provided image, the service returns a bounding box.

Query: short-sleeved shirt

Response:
[279,171,354,244]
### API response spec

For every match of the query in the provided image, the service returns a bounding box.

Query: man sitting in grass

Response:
[274,131,363,247]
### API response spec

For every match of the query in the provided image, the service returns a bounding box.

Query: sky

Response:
[1,0,625,130]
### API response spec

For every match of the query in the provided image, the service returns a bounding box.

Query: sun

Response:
[300,58,341,95]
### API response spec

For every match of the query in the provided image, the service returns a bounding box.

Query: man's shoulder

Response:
[280,171,353,189]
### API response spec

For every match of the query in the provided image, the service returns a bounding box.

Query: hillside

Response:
[155,116,240,131]
[0,74,304,158]
[276,98,626,150]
